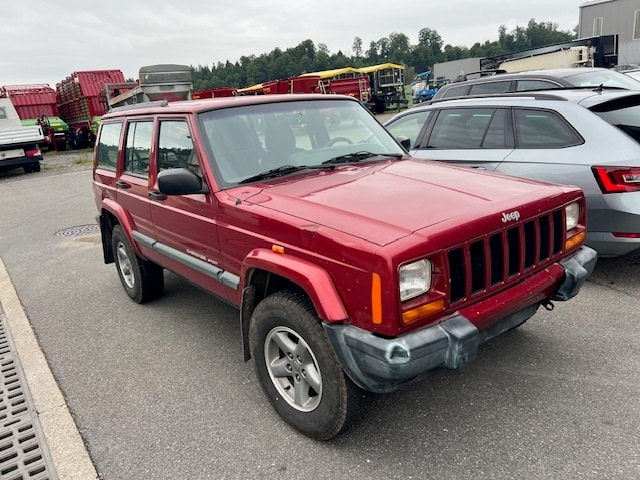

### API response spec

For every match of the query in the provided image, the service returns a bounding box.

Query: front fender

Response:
[98,198,146,259]
[241,248,348,322]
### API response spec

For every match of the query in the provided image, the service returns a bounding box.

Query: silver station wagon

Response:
[384,89,640,257]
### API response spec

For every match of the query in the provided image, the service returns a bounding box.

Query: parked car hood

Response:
[231,159,567,246]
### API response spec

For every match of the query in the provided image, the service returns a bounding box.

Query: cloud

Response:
[1,0,580,87]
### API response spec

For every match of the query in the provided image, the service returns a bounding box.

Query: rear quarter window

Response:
[96,121,123,170]
[439,85,470,99]
[515,80,563,91]
[469,81,512,95]
[514,109,583,148]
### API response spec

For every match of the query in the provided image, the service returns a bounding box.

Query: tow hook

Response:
[541,300,554,311]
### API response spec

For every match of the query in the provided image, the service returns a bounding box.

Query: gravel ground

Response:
[0,148,93,183]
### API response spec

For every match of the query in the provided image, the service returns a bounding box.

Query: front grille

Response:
[448,208,564,304]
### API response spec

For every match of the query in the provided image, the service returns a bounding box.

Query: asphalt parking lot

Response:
[0,147,638,479]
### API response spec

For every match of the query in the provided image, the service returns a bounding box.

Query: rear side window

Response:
[96,122,123,170]
[514,109,582,148]
[469,81,511,95]
[124,121,153,176]
[515,80,562,91]
[426,108,508,149]
[439,85,469,99]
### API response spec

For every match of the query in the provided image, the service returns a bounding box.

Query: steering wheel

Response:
[324,137,353,147]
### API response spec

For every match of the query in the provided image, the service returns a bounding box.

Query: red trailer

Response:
[57,70,125,148]
[312,76,371,102]
[236,77,317,96]
[236,74,370,102]
[0,84,57,118]
[191,86,237,99]
[300,64,406,113]
[0,84,68,151]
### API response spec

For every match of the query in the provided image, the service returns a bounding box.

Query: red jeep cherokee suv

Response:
[93,94,596,440]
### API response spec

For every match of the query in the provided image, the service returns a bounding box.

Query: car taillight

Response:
[25,148,41,157]
[592,166,640,193]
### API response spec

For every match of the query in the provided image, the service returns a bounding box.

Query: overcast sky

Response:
[2,0,584,88]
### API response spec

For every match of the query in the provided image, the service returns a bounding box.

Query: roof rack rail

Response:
[425,91,568,105]
[453,69,507,83]
[109,100,169,113]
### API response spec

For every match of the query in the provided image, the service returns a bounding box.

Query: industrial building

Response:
[579,0,640,66]
[433,0,640,81]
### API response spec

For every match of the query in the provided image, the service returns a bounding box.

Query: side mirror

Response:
[396,136,411,150]
[158,168,209,195]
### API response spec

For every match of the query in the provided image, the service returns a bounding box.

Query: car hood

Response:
[231,159,565,246]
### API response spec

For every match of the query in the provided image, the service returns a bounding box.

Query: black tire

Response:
[111,225,164,303]
[249,291,361,440]
[32,162,41,172]
[373,97,386,114]
[23,164,33,174]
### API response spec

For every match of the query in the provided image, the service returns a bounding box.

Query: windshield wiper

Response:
[239,164,332,184]
[322,151,404,165]
[238,152,404,184]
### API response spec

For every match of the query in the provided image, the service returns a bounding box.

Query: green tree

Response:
[377,37,390,59]
[365,41,379,63]
[418,27,443,58]
[388,32,411,64]
[352,37,363,58]
[190,20,579,90]
[497,19,575,53]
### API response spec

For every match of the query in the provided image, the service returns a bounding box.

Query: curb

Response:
[0,258,98,480]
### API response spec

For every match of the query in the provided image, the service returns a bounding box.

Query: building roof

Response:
[580,0,617,7]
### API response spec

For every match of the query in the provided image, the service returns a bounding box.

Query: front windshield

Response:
[197,99,404,186]
[564,69,640,90]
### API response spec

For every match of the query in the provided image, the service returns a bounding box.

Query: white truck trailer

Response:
[0,97,44,174]
[499,46,593,72]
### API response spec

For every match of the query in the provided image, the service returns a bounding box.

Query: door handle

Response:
[115,181,131,189]
[149,191,166,201]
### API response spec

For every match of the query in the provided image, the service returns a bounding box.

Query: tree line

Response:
[191,19,576,91]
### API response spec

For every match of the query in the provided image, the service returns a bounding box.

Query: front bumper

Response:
[324,245,597,394]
